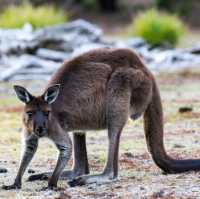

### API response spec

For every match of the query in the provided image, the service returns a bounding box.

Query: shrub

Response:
[129,9,184,47]
[0,3,68,29]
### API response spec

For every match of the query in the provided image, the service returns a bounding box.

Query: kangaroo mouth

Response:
[34,129,48,138]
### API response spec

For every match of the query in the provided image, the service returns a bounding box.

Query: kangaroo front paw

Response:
[28,173,49,181]
[2,183,21,190]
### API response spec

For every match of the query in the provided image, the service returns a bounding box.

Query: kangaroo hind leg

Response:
[68,68,132,186]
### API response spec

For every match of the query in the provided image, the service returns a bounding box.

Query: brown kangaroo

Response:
[3,48,200,190]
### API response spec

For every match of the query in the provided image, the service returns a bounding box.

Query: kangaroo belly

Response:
[57,86,107,131]
[54,63,111,131]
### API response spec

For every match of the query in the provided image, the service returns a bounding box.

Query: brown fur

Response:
[4,48,200,190]
[48,48,152,131]
[48,48,200,175]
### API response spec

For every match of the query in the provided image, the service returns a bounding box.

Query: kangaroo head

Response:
[14,84,60,138]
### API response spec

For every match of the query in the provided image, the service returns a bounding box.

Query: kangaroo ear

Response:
[13,85,33,104]
[43,84,60,104]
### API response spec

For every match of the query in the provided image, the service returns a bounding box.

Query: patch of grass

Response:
[0,112,21,143]
[121,139,146,153]
[128,9,184,47]
[0,97,19,108]
[0,3,68,29]
[0,111,21,160]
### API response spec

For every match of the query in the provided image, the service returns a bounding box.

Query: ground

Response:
[1,71,200,198]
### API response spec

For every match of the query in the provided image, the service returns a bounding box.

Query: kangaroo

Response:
[3,48,200,189]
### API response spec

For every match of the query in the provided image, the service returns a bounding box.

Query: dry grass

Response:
[1,74,200,198]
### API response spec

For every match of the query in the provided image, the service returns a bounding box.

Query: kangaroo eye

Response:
[44,111,50,117]
[26,111,33,117]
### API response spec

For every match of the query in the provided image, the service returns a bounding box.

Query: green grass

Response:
[0,3,68,29]
[121,139,146,153]
[128,9,184,47]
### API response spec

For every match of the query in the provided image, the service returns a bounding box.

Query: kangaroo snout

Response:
[34,124,47,137]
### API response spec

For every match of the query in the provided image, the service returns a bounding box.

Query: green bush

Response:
[129,9,184,47]
[0,3,68,29]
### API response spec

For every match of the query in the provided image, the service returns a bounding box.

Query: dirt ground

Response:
[1,71,200,198]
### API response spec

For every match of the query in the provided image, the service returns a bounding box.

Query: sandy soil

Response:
[1,72,200,198]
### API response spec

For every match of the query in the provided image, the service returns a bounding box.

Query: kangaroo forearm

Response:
[15,153,34,182]
[48,144,72,187]
[49,152,70,184]
[15,137,38,184]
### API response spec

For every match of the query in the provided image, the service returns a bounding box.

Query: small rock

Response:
[0,168,7,173]
[173,144,185,148]
[179,107,193,113]
[152,189,165,198]
[140,186,145,190]
[124,152,134,158]
[28,169,35,174]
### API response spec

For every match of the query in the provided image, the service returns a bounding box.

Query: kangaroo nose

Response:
[35,126,44,136]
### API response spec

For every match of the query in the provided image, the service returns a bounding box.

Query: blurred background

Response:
[0,0,199,83]
[1,1,200,198]
[0,0,199,38]
[0,0,199,35]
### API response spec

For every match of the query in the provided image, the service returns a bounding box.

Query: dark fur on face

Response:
[23,97,51,137]
[14,84,60,137]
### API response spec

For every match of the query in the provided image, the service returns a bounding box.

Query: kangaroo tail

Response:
[144,78,200,173]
